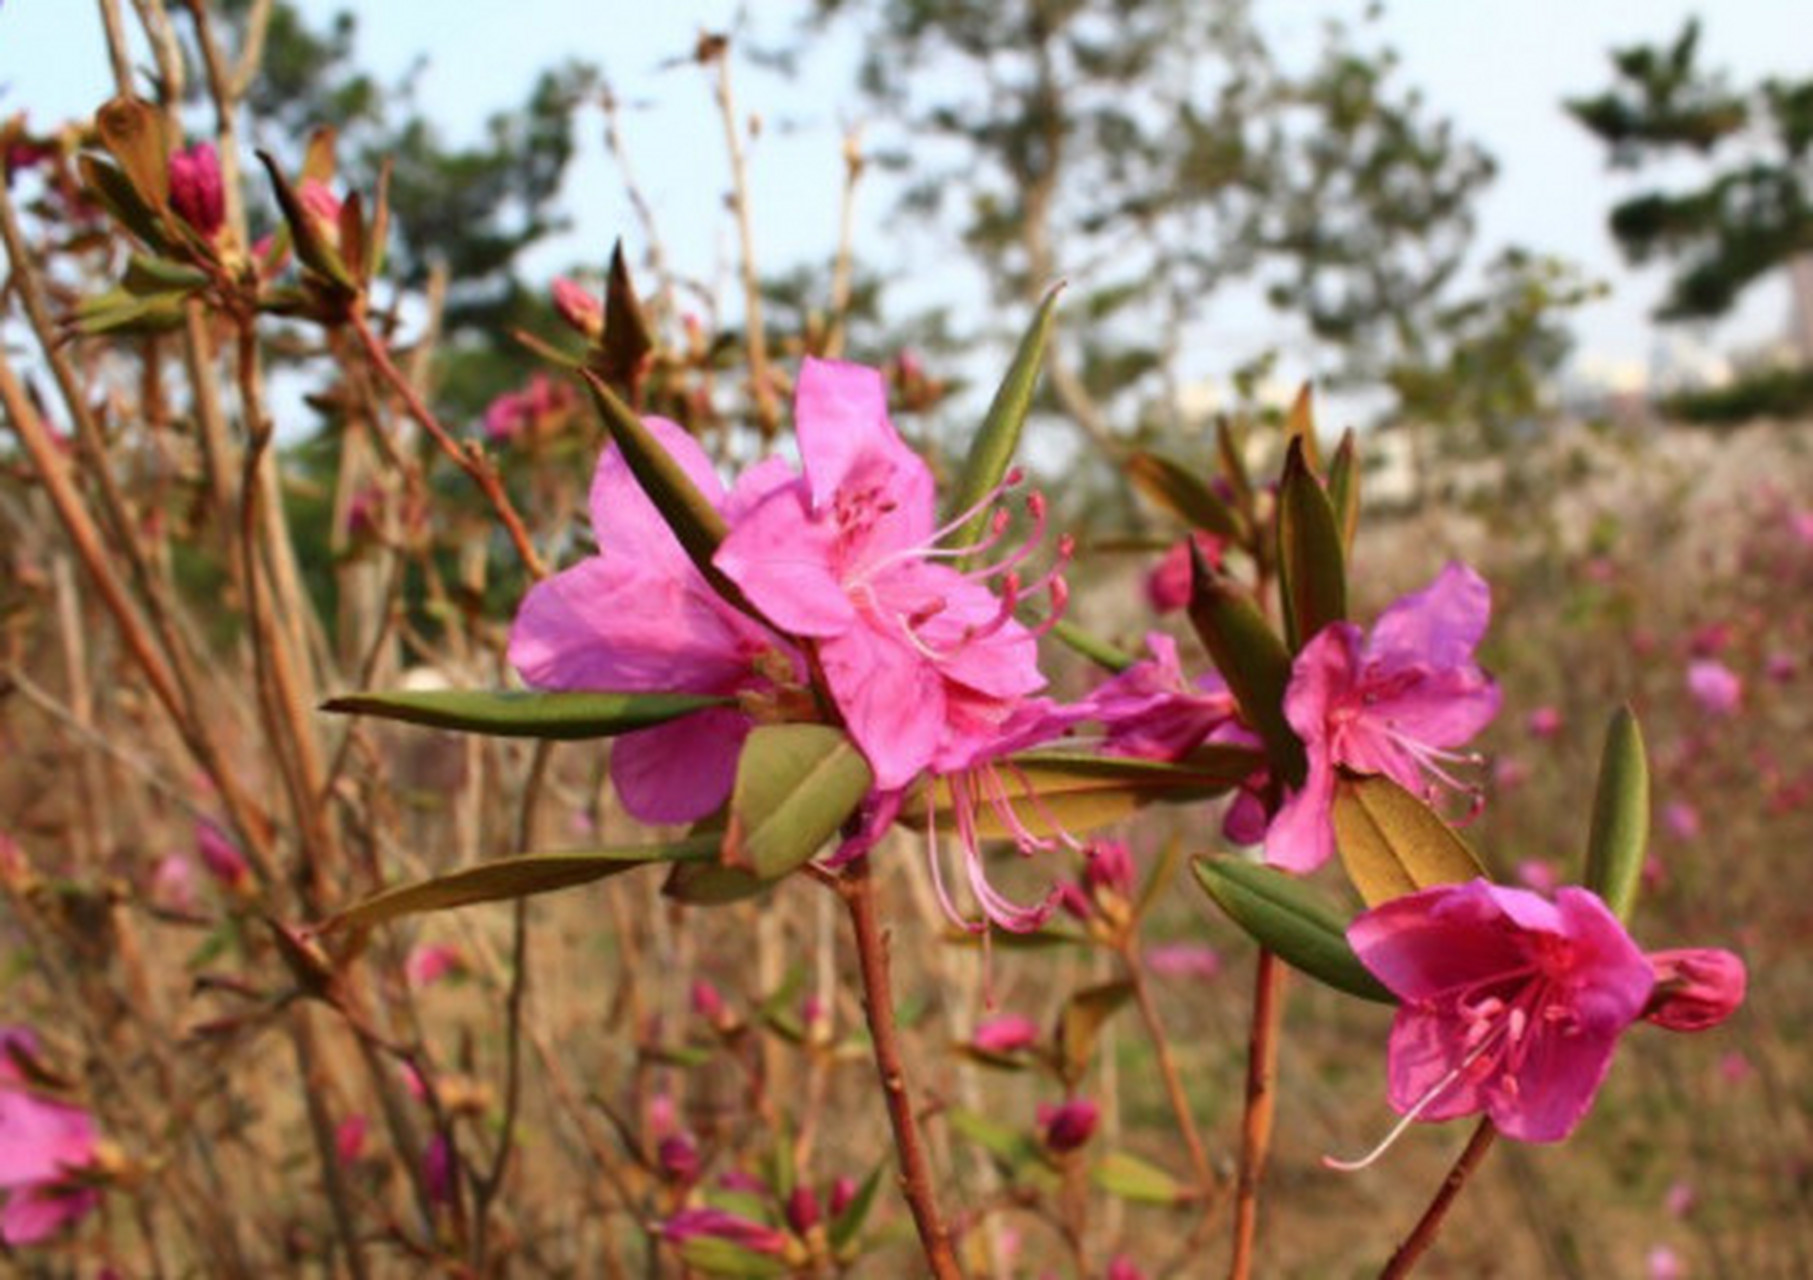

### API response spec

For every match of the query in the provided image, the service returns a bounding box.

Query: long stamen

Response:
[1322,1035,1500,1172]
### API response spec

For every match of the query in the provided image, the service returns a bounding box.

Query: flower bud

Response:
[657,1133,700,1185]
[551,277,603,341]
[971,1014,1040,1055]
[1644,949,1746,1032]
[1037,1098,1099,1153]
[195,821,250,893]
[1082,840,1134,899]
[168,142,225,238]
[827,1175,858,1219]
[785,1185,820,1236]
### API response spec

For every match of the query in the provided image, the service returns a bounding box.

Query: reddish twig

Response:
[1121,940,1217,1206]
[1380,1119,1498,1278]
[1229,949,1287,1280]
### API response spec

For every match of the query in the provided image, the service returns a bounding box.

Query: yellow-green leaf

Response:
[724,725,873,880]
[1059,979,1132,1082]
[321,689,729,740]
[1330,773,1486,908]
[1127,449,1245,541]
[1326,428,1361,552]
[1092,1151,1188,1206]
[1583,706,1648,922]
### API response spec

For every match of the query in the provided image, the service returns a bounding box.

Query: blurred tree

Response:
[1568,19,1813,357]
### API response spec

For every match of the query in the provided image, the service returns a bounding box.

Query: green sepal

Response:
[1330,773,1488,908]
[1276,437,1347,652]
[1191,855,1393,1003]
[324,837,719,932]
[724,725,873,880]
[1326,428,1361,553]
[320,689,730,740]
[945,283,1062,553]
[1126,449,1245,542]
[1583,705,1648,922]
[1185,555,1305,786]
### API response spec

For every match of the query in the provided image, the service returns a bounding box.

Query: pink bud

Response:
[149,854,198,914]
[647,1092,677,1140]
[1686,623,1730,658]
[661,1207,788,1255]
[168,142,225,238]
[971,1014,1040,1055]
[336,1114,369,1166]
[1082,840,1135,898]
[296,179,343,246]
[1055,881,1092,921]
[405,944,462,990]
[422,1133,454,1205]
[1645,949,1746,1032]
[827,1175,858,1218]
[1525,706,1563,739]
[657,1133,700,1185]
[691,979,729,1026]
[1766,651,1797,683]
[1646,1244,1687,1280]
[1146,532,1223,614]
[1662,802,1701,842]
[551,277,603,340]
[1107,1258,1147,1280]
[1664,1180,1696,1218]
[1037,1098,1099,1153]
[195,821,250,892]
[785,1185,820,1236]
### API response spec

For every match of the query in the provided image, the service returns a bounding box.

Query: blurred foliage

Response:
[1663,362,1813,426]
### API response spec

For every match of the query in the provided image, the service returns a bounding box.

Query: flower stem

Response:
[1121,942,1216,1204]
[1229,948,1287,1280]
[835,859,964,1280]
[1380,1119,1498,1278]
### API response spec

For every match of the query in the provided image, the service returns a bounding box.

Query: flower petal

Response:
[609,709,751,824]
[1366,562,1491,669]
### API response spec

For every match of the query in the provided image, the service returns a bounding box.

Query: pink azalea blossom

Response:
[661,1206,789,1255]
[1267,563,1501,874]
[971,1014,1041,1055]
[1038,1098,1099,1153]
[0,1029,101,1246]
[1662,802,1702,842]
[1107,1259,1148,1280]
[715,357,1064,794]
[1686,660,1742,717]
[1144,941,1222,981]
[1644,949,1746,1032]
[509,415,802,823]
[167,142,224,239]
[1665,1180,1696,1218]
[1343,879,1744,1146]
[1525,705,1563,738]
[1647,1244,1687,1280]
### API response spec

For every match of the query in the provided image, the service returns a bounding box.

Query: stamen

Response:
[1323,1034,1501,1172]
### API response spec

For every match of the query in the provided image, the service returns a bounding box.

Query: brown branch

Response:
[834,859,964,1280]
[1120,941,1217,1205]
[1380,1120,1498,1278]
[824,125,864,360]
[708,43,781,434]
[1228,950,1287,1280]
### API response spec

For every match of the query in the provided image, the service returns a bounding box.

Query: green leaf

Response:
[1583,706,1649,922]
[321,689,729,740]
[909,749,1258,843]
[1216,416,1254,510]
[591,240,656,393]
[1330,774,1487,908]
[1276,437,1347,652]
[945,284,1061,552]
[70,288,189,336]
[677,1240,788,1278]
[724,726,872,880]
[1186,559,1305,785]
[78,155,177,254]
[828,1163,885,1253]
[95,96,170,209]
[1048,619,1138,673]
[1326,428,1361,553]
[1092,1151,1188,1205]
[1059,979,1133,1082]
[326,837,718,931]
[1191,855,1393,1003]
[946,1107,1041,1171]
[662,860,772,907]
[1283,382,1321,471]
[1126,450,1245,541]
[121,254,210,294]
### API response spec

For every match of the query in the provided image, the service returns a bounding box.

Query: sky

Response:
[2,1,1805,409]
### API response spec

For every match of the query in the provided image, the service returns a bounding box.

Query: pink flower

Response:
[715,358,1064,793]
[335,1114,368,1166]
[1037,1098,1099,1153]
[657,1134,701,1185]
[509,415,802,823]
[551,277,603,340]
[404,944,463,990]
[1788,508,1813,549]
[168,142,224,239]
[1643,950,1746,1032]
[1088,633,1240,762]
[148,854,197,914]
[1685,660,1742,717]
[1525,706,1563,739]
[1766,651,1796,683]
[828,1175,858,1218]
[971,1014,1041,1055]
[1344,879,1744,1145]
[1665,1180,1696,1218]
[661,1206,789,1255]
[1106,1259,1147,1280]
[1717,1050,1753,1084]
[1662,802,1701,842]
[1146,532,1223,613]
[1267,563,1500,874]
[1144,942,1222,981]
[0,1030,101,1246]
[1647,1244,1687,1280]
[1513,859,1559,895]
[1081,839,1135,899]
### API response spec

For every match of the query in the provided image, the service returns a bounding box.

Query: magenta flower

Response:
[1037,1098,1100,1153]
[971,1013,1041,1055]
[1266,562,1500,874]
[1087,633,1239,762]
[715,358,1064,793]
[509,415,801,823]
[1686,660,1742,717]
[404,943,463,990]
[0,1030,101,1246]
[661,1206,789,1256]
[167,142,224,239]
[1343,879,1745,1147]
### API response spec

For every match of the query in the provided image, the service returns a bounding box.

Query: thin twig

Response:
[1228,949,1286,1280]
[1380,1119,1498,1278]
[834,859,964,1280]
[1121,941,1217,1205]
[824,125,864,360]
[706,41,781,433]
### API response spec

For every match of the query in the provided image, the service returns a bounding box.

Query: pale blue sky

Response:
[2,1,1805,404]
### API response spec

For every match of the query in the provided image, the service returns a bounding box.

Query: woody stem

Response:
[1380,1118,1498,1278]
[1229,948,1287,1280]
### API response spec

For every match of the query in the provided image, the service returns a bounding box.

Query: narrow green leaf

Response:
[1283,382,1321,471]
[1583,706,1649,922]
[945,284,1062,551]
[1126,450,1245,541]
[326,837,718,931]
[1049,619,1139,674]
[1215,416,1254,510]
[1326,428,1361,553]
[1330,774,1487,908]
[70,289,189,336]
[95,97,170,208]
[946,1107,1041,1171]
[1059,979,1133,1082]
[1186,557,1305,786]
[1092,1151,1188,1205]
[1276,437,1348,652]
[828,1163,886,1253]
[321,689,729,740]
[78,155,176,255]
[677,1240,788,1278]
[909,749,1258,842]
[121,255,210,294]
[662,860,771,907]
[1191,855,1393,1003]
[724,725,872,880]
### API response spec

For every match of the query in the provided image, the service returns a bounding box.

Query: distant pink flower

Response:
[1037,1098,1099,1153]
[422,1133,454,1205]
[509,415,803,823]
[168,142,224,239]
[972,1014,1041,1055]
[1513,858,1559,895]
[1493,755,1530,792]
[482,373,575,445]
[335,1114,368,1166]
[1344,880,1743,1146]
[550,276,603,340]
[404,944,463,990]
[0,1029,101,1246]
[1106,1258,1147,1280]
[661,1206,788,1255]
[1766,652,1796,683]
[657,1134,700,1185]
[1686,660,1742,717]
[1717,1050,1753,1084]
[1525,706,1563,739]
[1267,563,1500,874]
[148,854,197,914]
[1788,508,1813,549]
[1665,1180,1696,1218]
[1145,942,1222,981]
[715,358,1065,794]
[1662,802,1701,842]
[1687,623,1731,658]
[1647,1244,1687,1280]
[784,1186,820,1235]
[691,979,729,1027]
[195,821,250,892]
[1146,531,1223,613]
